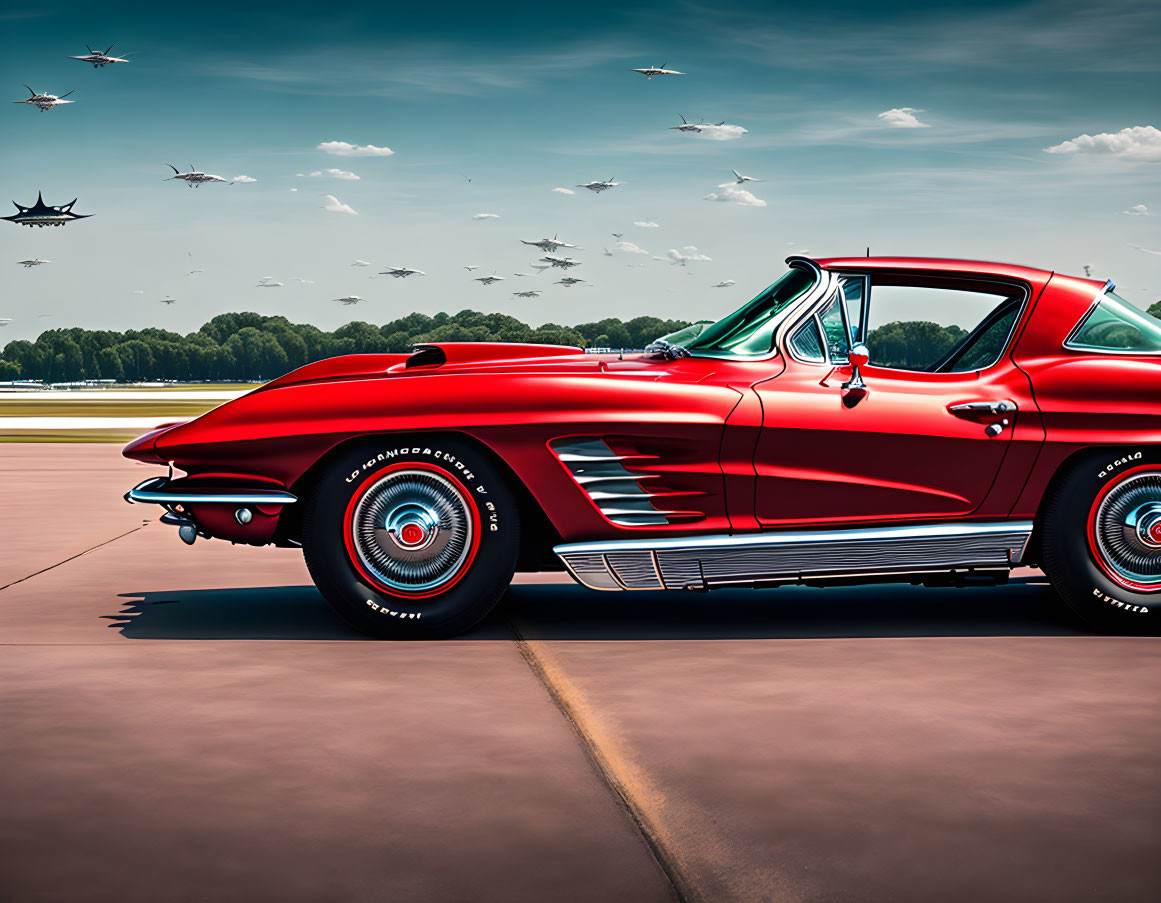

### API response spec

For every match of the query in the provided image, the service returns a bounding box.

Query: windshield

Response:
[684,266,817,356]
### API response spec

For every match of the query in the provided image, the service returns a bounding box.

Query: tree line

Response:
[0,311,692,382]
[3,303,1156,383]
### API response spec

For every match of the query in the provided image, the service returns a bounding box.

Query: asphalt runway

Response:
[2,445,1159,902]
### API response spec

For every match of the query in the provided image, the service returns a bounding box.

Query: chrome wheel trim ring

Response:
[1094,471,1161,589]
[350,469,474,593]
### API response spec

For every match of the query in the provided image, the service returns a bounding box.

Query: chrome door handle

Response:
[949,400,1016,418]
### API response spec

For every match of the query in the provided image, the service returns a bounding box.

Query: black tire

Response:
[1040,447,1161,635]
[302,437,519,639]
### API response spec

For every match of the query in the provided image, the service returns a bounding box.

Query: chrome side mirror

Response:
[842,343,869,405]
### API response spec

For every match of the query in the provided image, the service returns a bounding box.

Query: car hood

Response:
[254,342,591,392]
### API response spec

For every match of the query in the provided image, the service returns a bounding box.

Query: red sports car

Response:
[124,256,1161,638]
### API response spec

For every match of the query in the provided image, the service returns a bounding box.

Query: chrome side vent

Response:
[550,437,676,526]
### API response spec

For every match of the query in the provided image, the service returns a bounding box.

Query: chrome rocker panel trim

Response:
[555,520,1034,591]
[125,476,298,506]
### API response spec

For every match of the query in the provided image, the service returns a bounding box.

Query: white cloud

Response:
[704,185,767,207]
[300,168,361,180]
[614,241,648,255]
[321,194,358,215]
[1044,126,1161,163]
[691,124,747,141]
[667,246,712,265]
[552,187,576,195]
[232,175,257,183]
[878,108,929,128]
[317,140,395,157]
[1121,204,1150,215]
[634,220,660,228]
[472,213,500,220]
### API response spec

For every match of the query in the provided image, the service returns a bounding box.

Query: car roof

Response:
[812,255,1062,285]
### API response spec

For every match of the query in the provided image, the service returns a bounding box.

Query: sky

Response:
[1,0,1159,342]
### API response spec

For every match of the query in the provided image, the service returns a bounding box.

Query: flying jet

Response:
[475,274,505,285]
[712,279,736,288]
[603,248,613,257]
[350,259,370,267]
[630,63,684,79]
[540,255,582,269]
[0,318,11,326]
[335,296,364,305]
[379,266,426,278]
[612,233,623,239]
[670,114,715,134]
[3,193,92,228]
[159,297,176,305]
[556,277,586,287]
[17,258,50,267]
[257,277,283,287]
[292,276,315,284]
[528,263,551,272]
[185,268,204,276]
[730,169,760,184]
[69,43,131,68]
[13,86,75,112]
[521,234,578,253]
[576,177,623,194]
[166,165,230,188]
[513,290,542,298]
[464,265,479,271]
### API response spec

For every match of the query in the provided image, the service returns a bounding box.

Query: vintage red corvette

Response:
[123,256,1161,637]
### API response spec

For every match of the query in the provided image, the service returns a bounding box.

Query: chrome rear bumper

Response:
[124,476,298,506]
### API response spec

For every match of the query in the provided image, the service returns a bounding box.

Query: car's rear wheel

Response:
[302,438,519,638]
[1041,447,1161,635]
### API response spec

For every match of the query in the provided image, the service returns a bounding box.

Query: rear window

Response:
[1066,291,1161,354]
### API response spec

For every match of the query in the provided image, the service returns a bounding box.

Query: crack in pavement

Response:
[0,527,146,593]
[509,616,695,903]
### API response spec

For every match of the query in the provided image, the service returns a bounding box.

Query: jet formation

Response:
[335,296,364,305]
[576,178,622,194]
[12,86,75,112]
[380,266,426,278]
[475,275,505,285]
[69,43,131,68]
[556,277,586,287]
[17,258,50,267]
[513,290,542,298]
[521,235,578,253]
[540,255,582,269]
[166,165,230,188]
[630,64,684,79]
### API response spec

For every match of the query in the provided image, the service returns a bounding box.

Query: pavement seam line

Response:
[0,527,145,592]
[508,617,697,903]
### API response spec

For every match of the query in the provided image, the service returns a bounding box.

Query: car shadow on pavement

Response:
[110,576,1091,641]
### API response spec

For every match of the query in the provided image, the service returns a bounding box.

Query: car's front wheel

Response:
[302,438,520,638]
[1041,447,1161,635]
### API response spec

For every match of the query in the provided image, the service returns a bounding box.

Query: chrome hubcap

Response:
[1094,471,1161,589]
[350,469,473,593]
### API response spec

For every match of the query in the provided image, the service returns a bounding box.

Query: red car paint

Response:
[123,257,1159,555]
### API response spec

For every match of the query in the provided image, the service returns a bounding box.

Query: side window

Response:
[789,318,826,362]
[839,276,867,343]
[864,283,1019,372]
[1066,292,1161,354]
[818,293,851,362]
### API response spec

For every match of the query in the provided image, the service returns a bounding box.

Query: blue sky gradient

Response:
[2,0,1158,340]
